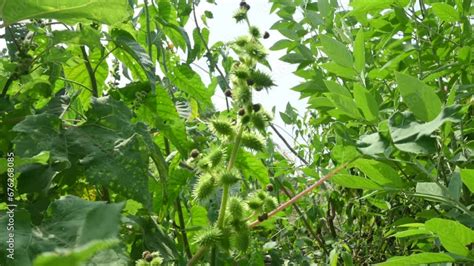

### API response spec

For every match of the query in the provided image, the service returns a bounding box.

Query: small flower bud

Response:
[263,31,270,39]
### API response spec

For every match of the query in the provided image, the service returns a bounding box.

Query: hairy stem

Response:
[188,125,244,265]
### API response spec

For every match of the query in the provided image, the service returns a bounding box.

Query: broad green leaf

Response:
[416,182,452,199]
[376,252,454,266]
[395,72,442,122]
[353,30,365,72]
[324,80,352,98]
[12,113,69,164]
[349,0,409,17]
[270,39,294,51]
[425,218,474,256]
[77,202,125,244]
[392,228,431,238]
[460,169,474,193]
[111,29,156,92]
[280,53,313,64]
[0,0,131,26]
[235,150,269,186]
[136,86,190,156]
[326,93,362,119]
[320,35,354,68]
[389,112,436,154]
[431,3,459,22]
[170,64,213,109]
[353,84,379,122]
[354,159,405,188]
[448,169,463,201]
[356,133,389,156]
[321,62,357,79]
[34,239,119,266]
[332,174,382,190]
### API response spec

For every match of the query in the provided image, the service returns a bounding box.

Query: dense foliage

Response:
[0,0,473,265]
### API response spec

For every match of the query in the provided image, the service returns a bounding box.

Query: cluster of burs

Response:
[188,1,278,254]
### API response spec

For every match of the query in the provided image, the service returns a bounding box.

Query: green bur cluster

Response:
[188,3,278,261]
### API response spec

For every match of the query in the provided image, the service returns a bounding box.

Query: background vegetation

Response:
[0,0,473,265]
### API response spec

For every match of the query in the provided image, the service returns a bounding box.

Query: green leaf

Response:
[392,228,431,238]
[111,29,156,92]
[280,53,313,64]
[77,202,125,244]
[0,0,131,26]
[326,93,362,119]
[376,252,454,266]
[425,218,474,256]
[353,84,379,122]
[395,72,442,122]
[460,168,474,193]
[324,80,352,98]
[170,64,213,109]
[235,150,269,186]
[349,0,409,17]
[353,29,365,72]
[270,39,294,51]
[416,182,452,199]
[320,35,354,68]
[34,239,119,266]
[321,62,357,79]
[136,86,190,156]
[357,133,389,156]
[388,112,436,154]
[431,3,459,22]
[332,174,382,190]
[354,159,405,188]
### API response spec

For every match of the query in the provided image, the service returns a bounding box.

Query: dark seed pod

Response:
[142,251,151,259]
[252,104,261,112]
[145,253,154,262]
[247,79,255,86]
[240,1,250,10]
[238,108,246,116]
[190,149,200,158]
[258,213,268,222]
[225,89,232,97]
[266,184,273,192]
[263,31,270,39]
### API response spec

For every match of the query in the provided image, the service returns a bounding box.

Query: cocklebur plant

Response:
[187,4,277,264]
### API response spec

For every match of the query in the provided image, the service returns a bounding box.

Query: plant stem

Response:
[217,125,244,228]
[143,0,153,59]
[249,157,358,228]
[80,45,98,97]
[270,123,309,165]
[176,197,193,259]
[188,125,244,265]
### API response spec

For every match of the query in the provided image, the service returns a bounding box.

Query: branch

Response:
[249,158,358,228]
[191,0,230,110]
[270,123,309,165]
[275,178,328,255]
